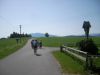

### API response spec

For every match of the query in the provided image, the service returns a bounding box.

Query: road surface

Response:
[0,40,62,75]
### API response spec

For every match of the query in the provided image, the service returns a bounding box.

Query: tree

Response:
[10,32,31,38]
[45,33,49,37]
[10,32,20,38]
[77,39,98,55]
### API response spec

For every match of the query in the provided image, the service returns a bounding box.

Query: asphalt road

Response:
[0,40,62,75]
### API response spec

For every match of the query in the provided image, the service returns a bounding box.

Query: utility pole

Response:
[19,25,22,43]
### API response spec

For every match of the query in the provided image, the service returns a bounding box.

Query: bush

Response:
[77,39,98,55]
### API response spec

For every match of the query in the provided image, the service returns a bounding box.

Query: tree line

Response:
[10,32,31,38]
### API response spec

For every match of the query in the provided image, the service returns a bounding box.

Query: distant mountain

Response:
[65,33,100,37]
[31,33,57,37]
[90,33,100,37]
[31,33,100,37]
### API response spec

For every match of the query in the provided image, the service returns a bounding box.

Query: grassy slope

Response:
[53,51,87,75]
[0,38,28,59]
[53,51,100,74]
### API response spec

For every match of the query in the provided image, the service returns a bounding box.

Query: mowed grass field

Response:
[37,37,100,47]
[0,38,28,59]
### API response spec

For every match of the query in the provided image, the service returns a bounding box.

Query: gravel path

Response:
[0,39,62,75]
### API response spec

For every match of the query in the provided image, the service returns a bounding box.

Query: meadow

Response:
[0,38,28,59]
[37,37,100,47]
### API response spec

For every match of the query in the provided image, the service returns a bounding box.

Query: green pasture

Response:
[37,37,100,47]
[0,38,28,59]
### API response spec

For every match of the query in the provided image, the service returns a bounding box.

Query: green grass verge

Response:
[52,51,88,75]
[0,37,28,59]
[93,57,100,67]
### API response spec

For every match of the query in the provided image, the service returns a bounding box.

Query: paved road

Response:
[0,40,62,75]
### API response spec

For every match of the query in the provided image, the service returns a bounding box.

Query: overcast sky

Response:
[0,0,100,38]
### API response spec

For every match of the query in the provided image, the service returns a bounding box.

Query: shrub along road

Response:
[0,39,62,75]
